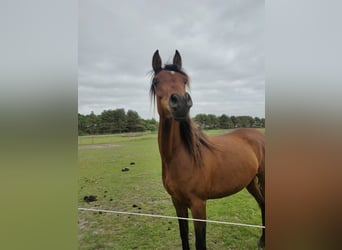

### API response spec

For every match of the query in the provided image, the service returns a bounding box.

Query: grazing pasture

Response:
[78,130,263,249]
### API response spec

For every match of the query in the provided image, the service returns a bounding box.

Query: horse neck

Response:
[158,117,207,168]
[158,117,185,162]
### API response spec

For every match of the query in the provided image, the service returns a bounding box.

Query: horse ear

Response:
[152,50,162,72]
[173,50,182,69]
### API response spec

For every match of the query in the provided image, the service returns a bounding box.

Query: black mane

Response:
[162,64,186,75]
[179,119,215,165]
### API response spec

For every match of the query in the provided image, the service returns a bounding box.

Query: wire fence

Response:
[78,207,265,229]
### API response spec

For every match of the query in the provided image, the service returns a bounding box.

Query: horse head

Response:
[150,50,192,121]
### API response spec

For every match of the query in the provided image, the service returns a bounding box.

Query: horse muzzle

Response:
[168,92,193,121]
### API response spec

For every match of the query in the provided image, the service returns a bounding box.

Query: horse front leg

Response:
[190,199,207,250]
[172,198,190,250]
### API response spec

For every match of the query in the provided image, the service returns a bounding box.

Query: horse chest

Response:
[163,177,176,196]
[163,169,191,198]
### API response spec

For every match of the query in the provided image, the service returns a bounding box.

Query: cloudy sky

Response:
[79,0,264,119]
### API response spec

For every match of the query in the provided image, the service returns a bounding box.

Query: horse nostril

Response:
[184,93,193,108]
[169,94,179,108]
[187,99,193,107]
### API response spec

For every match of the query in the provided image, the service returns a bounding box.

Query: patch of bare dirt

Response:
[78,144,121,150]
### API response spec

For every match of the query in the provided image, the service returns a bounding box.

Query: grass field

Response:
[78,129,263,249]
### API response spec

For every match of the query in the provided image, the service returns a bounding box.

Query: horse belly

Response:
[208,183,246,199]
[207,154,258,199]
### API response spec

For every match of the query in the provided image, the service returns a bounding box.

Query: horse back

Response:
[228,128,265,167]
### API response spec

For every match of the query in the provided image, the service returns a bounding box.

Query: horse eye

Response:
[153,78,159,85]
[183,79,188,84]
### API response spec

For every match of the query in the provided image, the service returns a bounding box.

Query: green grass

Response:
[78,130,263,249]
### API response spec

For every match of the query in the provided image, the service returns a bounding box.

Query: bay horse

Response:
[150,50,265,249]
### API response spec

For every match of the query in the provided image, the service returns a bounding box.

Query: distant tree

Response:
[77,112,99,135]
[253,117,262,127]
[239,116,254,128]
[113,109,127,133]
[78,113,87,135]
[126,110,143,132]
[144,118,158,131]
[194,114,209,129]
[99,109,127,134]
[260,118,265,127]
[86,111,99,134]
[207,114,219,129]
[99,110,113,133]
[218,114,234,129]
[230,116,240,128]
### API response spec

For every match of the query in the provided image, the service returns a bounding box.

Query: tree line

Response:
[193,114,265,130]
[78,109,265,135]
[78,109,158,135]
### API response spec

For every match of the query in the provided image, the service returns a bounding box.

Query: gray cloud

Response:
[79,0,264,119]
